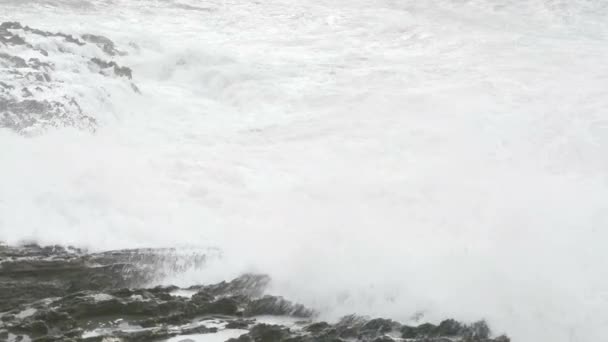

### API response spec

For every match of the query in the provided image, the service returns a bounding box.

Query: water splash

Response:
[1,1,608,341]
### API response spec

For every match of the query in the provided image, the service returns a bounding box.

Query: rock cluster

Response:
[0,22,137,134]
[0,243,510,342]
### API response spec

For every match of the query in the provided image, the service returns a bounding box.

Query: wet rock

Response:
[137,313,189,328]
[334,315,368,338]
[400,325,417,338]
[228,335,254,342]
[196,273,271,298]
[0,21,23,30]
[21,25,85,46]
[0,21,139,134]
[180,325,218,335]
[400,320,494,341]
[226,324,293,342]
[414,322,438,337]
[249,324,291,342]
[245,296,313,318]
[360,318,398,334]
[82,34,124,56]
[463,320,491,341]
[0,243,510,342]
[304,321,331,333]
[115,327,175,342]
[27,58,54,71]
[0,52,27,68]
[14,319,49,335]
[226,319,255,329]
[191,290,214,304]
[204,297,241,316]
[493,335,511,342]
[90,57,132,79]
[0,244,185,312]
[436,318,463,336]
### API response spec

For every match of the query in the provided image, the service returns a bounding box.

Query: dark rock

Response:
[400,324,417,338]
[227,335,254,342]
[245,296,313,318]
[334,315,367,338]
[463,320,491,341]
[27,58,54,71]
[0,22,22,29]
[180,325,218,335]
[137,313,189,327]
[204,297,240,316]
[304,321,331,333]
[0,34,27,46]
[22,25,85,46]
[90,57,132,79]
[494,335,511,342]
[0,243,510,342]
[0,52,27,67]
[201,273,271,297]
[226,319,254,329]
[360,318,398,334]
[191,290,214,304]
[14,319,49,335]
[0,21,139,135]
[436,318,463,336]
[0,81,14,90]
[82,34,124,56]
[115,327,175,342]
[415,322,438,337]
[249,324,291,342]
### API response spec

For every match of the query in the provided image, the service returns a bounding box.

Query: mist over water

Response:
[2,1,608,341]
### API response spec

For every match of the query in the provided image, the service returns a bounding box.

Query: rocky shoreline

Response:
[0,21,137,135]
[0,243,509,342]
[0,21,513,342]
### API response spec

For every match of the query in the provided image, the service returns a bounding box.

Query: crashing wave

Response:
[0,22,137,135]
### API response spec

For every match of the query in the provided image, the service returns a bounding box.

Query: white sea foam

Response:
[164,329,248,342]
[1,1,608,341]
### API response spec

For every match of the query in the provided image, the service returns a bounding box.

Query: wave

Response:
[1,1,608,341]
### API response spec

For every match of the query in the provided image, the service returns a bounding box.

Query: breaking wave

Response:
[1,1,608,341]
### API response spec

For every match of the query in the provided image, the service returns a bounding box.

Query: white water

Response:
[2,1,608,341]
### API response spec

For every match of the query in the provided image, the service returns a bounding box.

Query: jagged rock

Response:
[197,273,272,298]
[82,34,124,56]
[0,98,96,133]
[304,321,331,333]
[360,318,399,334]
[463,321,491,341]
[90,57,132,79]
[0,52,27,68]
[245,296,314,318]
[0,244,208,312]
[0,21,138,134]
[249,324,291,342]
[191,290,215,304]
[0,243,510,342]
[228,335,254,342]
[14,319,49,335]
[204,297,241,315]
[334,315,368,338]
[226,319,255,329]
[493,335,511,342]
[435,318,463,336]
[400,320,493,341]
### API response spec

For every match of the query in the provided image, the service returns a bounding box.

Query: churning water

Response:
[1,1,608,341]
